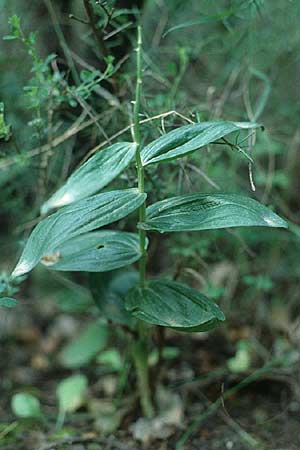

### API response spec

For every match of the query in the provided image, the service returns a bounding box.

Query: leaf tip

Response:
[11,260,30,278]
[263,214,288,229]
[41,192,74,215]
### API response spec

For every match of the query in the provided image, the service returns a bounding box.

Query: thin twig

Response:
[69,13,89,25]
[0,110,193,171]
[175,356,294,450]
[84,0,108,56]
[79,110,194,164]
[186,163,220,190]
[97,0,115,30]
[44,0,80,84]
[0,111,95,169]
[70,92,110,142]
[103,21,133,41]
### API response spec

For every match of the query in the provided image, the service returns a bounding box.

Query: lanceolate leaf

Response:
[163,9,237,37]
[141,121,261,166]
[41,231,142,272]
[141,193,288,233]
[41,142,136,214]
[12,189,146,278]
[125,279,225,332]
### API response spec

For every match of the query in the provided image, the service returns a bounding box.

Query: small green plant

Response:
[3,15,114,143]
[11,392,43,421]
[3,26,288,418]
[0,271,25,307]
[11,374,88,428]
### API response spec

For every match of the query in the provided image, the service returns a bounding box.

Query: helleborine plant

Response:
[9,27,287,418]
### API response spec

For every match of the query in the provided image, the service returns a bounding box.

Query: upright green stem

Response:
[132,25,154,419]
[133,26,147,288]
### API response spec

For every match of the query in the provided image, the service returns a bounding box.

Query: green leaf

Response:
[163,8,239,37]
[0,102,11,141]
[11,393,42,419]
[12,189,146,278]
[0,297,18,307]
[57,374,88,413]
[9,15,21,29]
[141,121,261,166]
[90,269,138,326]
[41,142,136,214]
[97,349,123,371]
[55,286,92,313]
[141,193,288,233]
[60,320,108,368]
[125,279,225,332]
[227,340,252,373]
[40,231,142,272]
[149,346,180,366]
[3,35,18,40]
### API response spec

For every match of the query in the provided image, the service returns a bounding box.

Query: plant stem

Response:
[132,325,154,419]
[133,26,146,288]
[83,0,108,57]
[132,25,154,419]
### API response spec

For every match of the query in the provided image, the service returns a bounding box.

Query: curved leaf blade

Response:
[12,189,146,278]
[41,142,136,214]
[141,121,261,166]
[125,279,225,332]
[42,231,142,272]
[0,297,18,307]
[141,193,288,233]
[163,6,243,37]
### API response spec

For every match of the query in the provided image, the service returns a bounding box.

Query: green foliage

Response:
[125,279,225,331]
[1,4,291,421]
[141,193,288,232]
[57,374,88,413]
[227,340,252,373]
[45,231,142,273]
[12,189,146,277]
[59,320,108,368]
[90,269,138,326]
[0,102,11,141]
[5,27,288,413]
[11,376,89,429]
[41,142,137,214]
[55,286,93,314]
[0,271,25,304]
[67,58,115,106]
[141,121,261,166]
[243,274,273,291]
[4,16,62,137]
[97,349,123,372]
[0,297,18,307]
[149,346,180,366]
[11,393,42,420]
[163,6,247,36]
